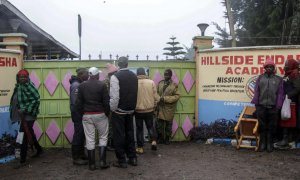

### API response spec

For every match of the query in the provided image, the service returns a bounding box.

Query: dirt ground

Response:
[1,142,300,180]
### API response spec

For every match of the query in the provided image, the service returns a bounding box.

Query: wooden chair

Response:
[234,106,260,151]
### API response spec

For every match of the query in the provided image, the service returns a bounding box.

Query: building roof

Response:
[0,0,78,59]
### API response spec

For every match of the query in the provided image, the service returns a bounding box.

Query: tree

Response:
[163,36,186,60]
[183,44,195,61]
[214,0,300,47]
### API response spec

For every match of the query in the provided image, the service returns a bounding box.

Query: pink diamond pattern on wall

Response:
[29,70,41,89]
[46,120,60,144]
[33,121,42,141]
[182,115,193,137]
[62,72,72,96]
[64,119,74,143]
[44,71,59,96]
[172,119,179,137]
[182,70,195,93]
[153,70,163,85]
[171,70,179,85]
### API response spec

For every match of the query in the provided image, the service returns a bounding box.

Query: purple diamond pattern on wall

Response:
[62,72,72,96]
[33,121,42,141]
[172,119,179,136]
[153,70,163,85]
[29,70,41,89]
[171,70,179,85]
[182,116,193,137]
[64,119,74,143]
[182,70,195,93]
[44,71,59,96]
[46,120,60,144]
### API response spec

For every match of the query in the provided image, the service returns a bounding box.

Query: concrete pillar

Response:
[0,33,27,58]
[193,35,213,127]
[192,36,214,61]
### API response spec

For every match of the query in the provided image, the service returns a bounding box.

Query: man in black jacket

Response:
[69,68,88,165]
[76,67,110,171]
[110,56,138,168]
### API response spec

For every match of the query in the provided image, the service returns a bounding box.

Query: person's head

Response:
[263,58,275,75]
[88,67,100,80]
[136,67,146,76]
[76,68,89,82]
[106,63,118,76]
[164,69,172,81]
[284,59,298,72]
[117,56,128,69]
[17,69,29,84]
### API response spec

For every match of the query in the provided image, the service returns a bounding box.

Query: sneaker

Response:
[151,141,157,151]
[136,147,144,154]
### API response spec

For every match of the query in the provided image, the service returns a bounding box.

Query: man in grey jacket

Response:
[251,59,284,152]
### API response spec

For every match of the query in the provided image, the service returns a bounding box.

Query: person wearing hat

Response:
[10,69,43,168]
[69,68,89,165]
[276,59,300,148]
[104,63,118,151]
[76,67,110,170]
[156,69,180,145]
[251,58,284,152]
[110,56,138,168]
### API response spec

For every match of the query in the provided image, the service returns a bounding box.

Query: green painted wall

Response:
[24,60,196,147]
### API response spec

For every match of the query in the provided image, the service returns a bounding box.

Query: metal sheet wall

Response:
[24,60,196,147]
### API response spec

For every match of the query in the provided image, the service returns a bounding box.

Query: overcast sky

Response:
[9,0,225,60]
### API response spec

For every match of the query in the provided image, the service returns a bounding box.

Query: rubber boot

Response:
[88,149,96,171]
[72,145,88,165]
[267,131,274,152]
[259,131,266,152]
[276,128,289,146]
[99,146,109,169]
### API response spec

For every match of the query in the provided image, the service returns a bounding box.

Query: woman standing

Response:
[276,59,300,147]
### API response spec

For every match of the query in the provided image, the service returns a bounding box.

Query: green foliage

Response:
[214,0,300,47]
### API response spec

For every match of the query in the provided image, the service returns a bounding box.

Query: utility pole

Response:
[78,14,82,60]
[225,0,236,47]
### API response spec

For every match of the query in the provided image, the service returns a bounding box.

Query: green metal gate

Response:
[24,60,196,148]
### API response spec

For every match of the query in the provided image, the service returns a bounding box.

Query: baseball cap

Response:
[89,67,100,76]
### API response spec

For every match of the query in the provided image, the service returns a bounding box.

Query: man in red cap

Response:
[251,58,284,152]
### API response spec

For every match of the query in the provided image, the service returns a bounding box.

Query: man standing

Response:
[69,68,88,165]
[251,58,284,152]
[110,56,138,168]
[156,69,180,145]
[10,69,43,168]
[135,67,159,154]
[76,67,110,170]
[104,63,118,151]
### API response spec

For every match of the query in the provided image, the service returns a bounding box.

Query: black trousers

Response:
[112,112,136,163]
[20,120,42,162]
[157,119,172,143]
[71,111,85,147]
[256,106,278,134]
[135,112,157,147]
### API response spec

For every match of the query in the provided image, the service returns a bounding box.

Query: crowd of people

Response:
[10,56,300,170]
[251,58,300,152]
